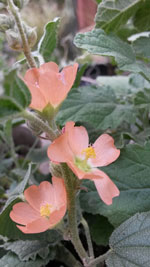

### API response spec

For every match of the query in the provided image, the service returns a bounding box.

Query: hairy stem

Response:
[86,249,112,267]
[61,163,89,265]
[81,216,94,260]
[8,0,37,68]
[22,110,56,141]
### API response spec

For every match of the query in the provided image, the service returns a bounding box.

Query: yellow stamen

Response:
[40,203,52,218]
[82,146,96,159]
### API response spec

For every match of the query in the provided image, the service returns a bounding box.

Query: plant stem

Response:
[81,216,94,260]
[21,110,56,141]
[86,249,112,267]
[7,0,37,68]
[61,163,89,265]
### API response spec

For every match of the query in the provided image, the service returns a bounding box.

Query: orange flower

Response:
[24,62,78,111]
[48,122,120,205]
[10,177,67,234]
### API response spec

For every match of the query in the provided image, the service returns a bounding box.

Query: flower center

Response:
[74,146,96,172]
[81,146,96,159]
[40,203,52,218]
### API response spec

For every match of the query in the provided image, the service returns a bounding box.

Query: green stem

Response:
[86,249,112,267]
[22,110,56,141]
[61,163,89,265]
[81,216,94,260]
[7,0,37,68]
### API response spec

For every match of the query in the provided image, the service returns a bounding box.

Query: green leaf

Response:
[132,36,150,59]
[5,163,32,208]
[74,29,150,81]
[3,240,51,261]
[0,251,54,267]
[57,85,136,130]
[80,142,150,227]
[0,158,13,173]
[95,0,141,33]
[134,88,150,110]
[0,97,22,119]
[4,69,31,108]
[4,120,13,146]
[133,0,150,31]
[84,214,114,246]
[73,63,88,88]
[27,146,49,163]
[38,18,60,62]
[106,212,150,267]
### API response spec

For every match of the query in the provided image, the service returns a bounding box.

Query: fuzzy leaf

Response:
[0,97,22,119]
[57,85,136,130]
[5,163,32,209]
[4,69,31,108]
[38,18,60,62]
[95,0,141,33]
[106,212,150,267]
[132,36,150,59]
[133,0,150,32]
[0,251,54,267]
[3,240,51,261]
[74,29,150,81]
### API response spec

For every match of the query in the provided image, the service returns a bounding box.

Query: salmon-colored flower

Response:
[10,177,67,234]
[48,122,120,205]
[24,62,78,111]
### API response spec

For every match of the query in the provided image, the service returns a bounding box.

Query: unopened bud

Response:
[0,14,14,32]
[27,119,43,136]
[26,26,37,48]
[14,0,29,9]
[5,28,23,51]
[49,162,62,178]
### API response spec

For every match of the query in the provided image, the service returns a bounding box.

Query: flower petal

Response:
[66,122,89,155]
[39,63,78,107]
[83,168,119,205]
[40,62,59,73]
[49,205,67,228]
[38,72,66,107]
[24,68,40,84]
[27,83,47,110]
[17,217,51,234]
[24,181,54,211]
[91,134,120,167]
[52,177,67,209]
[24,68,47,110]
[60,63,78,93]
[47,132,73,163]
[10,202,40,225]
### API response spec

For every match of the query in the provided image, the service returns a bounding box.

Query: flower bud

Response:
[26,119,43,136]
[5,28,23,51]
[0,14,14,32]
[49,162,62,178]
[25,26,37,48]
